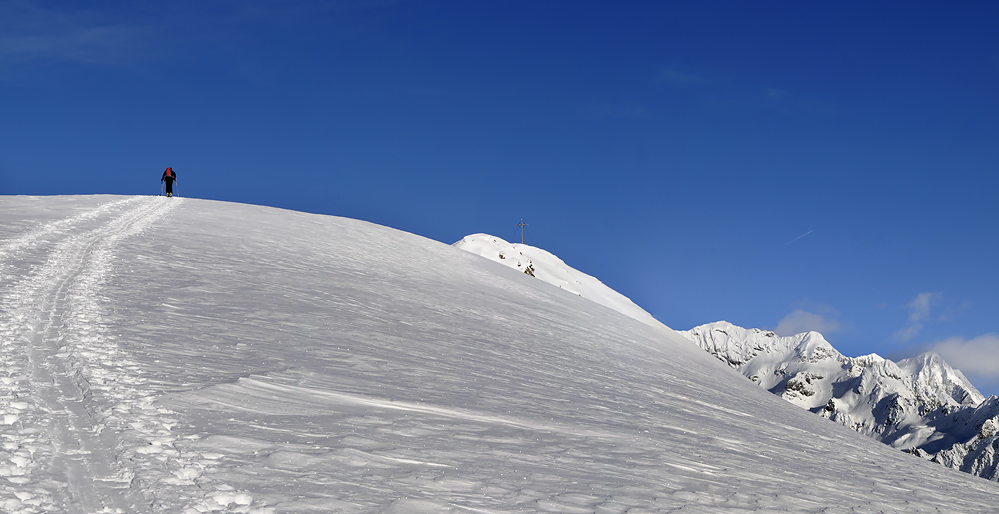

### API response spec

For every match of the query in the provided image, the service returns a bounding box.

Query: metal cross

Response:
[516,218,528,244]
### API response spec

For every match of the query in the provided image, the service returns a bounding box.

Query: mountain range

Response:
[678,322,999,482]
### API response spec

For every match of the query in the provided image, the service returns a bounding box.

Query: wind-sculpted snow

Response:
[1,197,999,512]
[453,233,663,328]
[680,320,999,482]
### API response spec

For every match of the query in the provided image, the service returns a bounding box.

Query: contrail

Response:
[785,230,813,245]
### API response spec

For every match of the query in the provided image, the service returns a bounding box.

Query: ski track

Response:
[0,197,259,513]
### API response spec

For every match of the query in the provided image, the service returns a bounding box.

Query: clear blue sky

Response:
[2,1,998,394]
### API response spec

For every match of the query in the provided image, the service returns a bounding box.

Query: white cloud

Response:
[0,2,153,66]
[774,309,840,337]
[0,25,147,65]
[907,292,938,322]
[928,334,999,377]
[892,292,941,342]
[923,334,999,395]
[892,324,922,343]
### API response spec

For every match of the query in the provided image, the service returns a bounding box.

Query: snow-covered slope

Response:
[453,233,662,328]
[680,320,999,482]
[2,196,999,513]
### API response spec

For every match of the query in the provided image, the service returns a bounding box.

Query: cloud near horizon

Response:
[919,334,999,395]
[774,308,841,337]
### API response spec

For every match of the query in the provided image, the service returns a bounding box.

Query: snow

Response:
[1,195,999,512]
[680,320,999,482]
[453,234,663,329]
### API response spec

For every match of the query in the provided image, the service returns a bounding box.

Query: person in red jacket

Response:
[161,167,177,197]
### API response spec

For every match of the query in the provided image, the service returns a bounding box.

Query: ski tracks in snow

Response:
[0,196,196,513]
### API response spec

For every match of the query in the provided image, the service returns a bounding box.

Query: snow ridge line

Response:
[0,197,178,513]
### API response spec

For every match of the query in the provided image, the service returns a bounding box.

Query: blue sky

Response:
[2,1,999,394]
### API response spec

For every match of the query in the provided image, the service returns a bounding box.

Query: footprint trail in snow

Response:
[0,197,255,513]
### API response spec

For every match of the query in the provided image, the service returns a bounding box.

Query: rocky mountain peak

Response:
[679,321,998,482]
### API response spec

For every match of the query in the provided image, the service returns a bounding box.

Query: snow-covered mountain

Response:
[2,196,999,513]
[679,320,999,481]
[453,233,662,328]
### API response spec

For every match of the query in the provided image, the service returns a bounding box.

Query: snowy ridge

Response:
[1,196,999,512]
[453,233,662,328]
[923,396,999,480]
[679,320,999,482]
